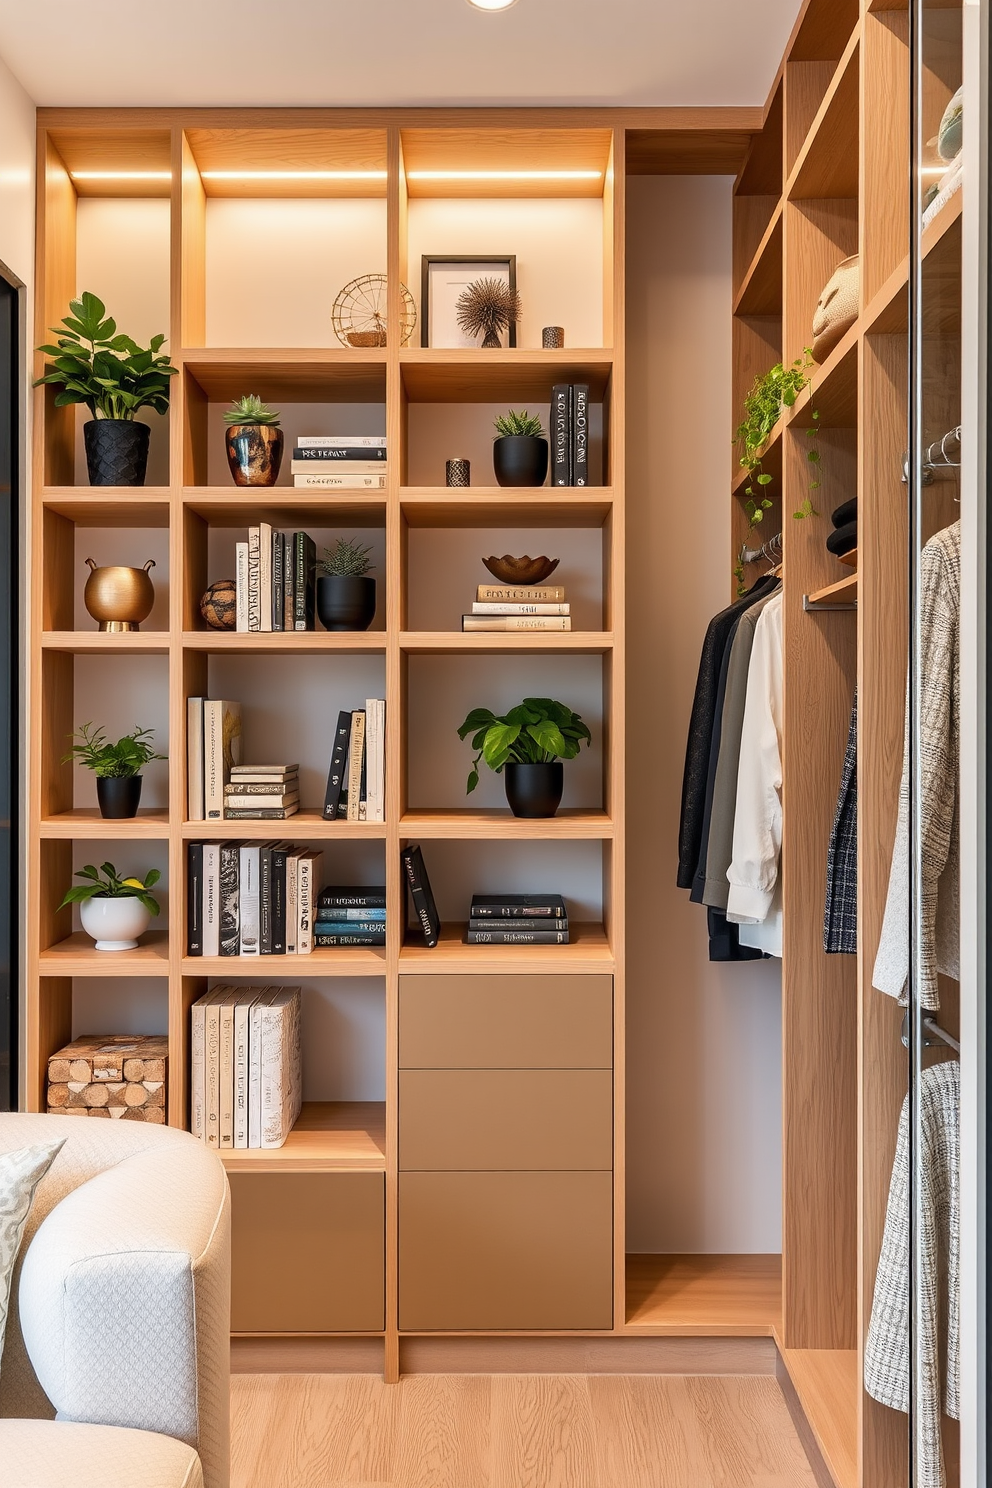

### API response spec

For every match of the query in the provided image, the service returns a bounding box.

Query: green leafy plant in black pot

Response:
[35,291,176,487]
[64,723,166,820]
[317,538,377,631]
[492,409,549,488]
[456,697,592,818]
[223,395,284,487]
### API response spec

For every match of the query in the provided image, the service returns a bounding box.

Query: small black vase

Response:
[504,762,564,818]
[97,775,143,820]
[493,435,549,488]
[316,575,377,632]
[83,420,151,487]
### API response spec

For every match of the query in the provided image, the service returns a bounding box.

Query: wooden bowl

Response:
[482,555,561,585]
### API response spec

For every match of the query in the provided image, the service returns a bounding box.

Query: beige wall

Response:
[625,176,782,1253]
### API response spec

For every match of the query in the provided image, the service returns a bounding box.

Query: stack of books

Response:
[187,697,241,822]
[292,435,387,490]
[225,763,299,821]
[315,885,387,946]
[463,579,571,633]
[190,984,302,1150]
[466,892,570,944]
[187,843,324,956]
[551,384,590,487]
[235,526,316,632]
[322,702,385,822]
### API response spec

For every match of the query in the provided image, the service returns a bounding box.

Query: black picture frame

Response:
[421,255,517,349]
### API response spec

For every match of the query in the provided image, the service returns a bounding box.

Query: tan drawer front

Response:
[399,974,613,1069]
[230,1172,384,1333]
[399,1170,613,1330]
[400,1068,613,1171]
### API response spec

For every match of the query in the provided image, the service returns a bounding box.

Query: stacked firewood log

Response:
[47,1035,168,1122]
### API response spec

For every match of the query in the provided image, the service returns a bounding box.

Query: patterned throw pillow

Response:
[0,1140,65,1369]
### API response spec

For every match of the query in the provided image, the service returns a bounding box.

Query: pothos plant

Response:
[456,697,591,794]
[732,349,821,595]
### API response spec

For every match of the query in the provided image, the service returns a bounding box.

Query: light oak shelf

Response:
[399,920,613,972]
[398,347,615,402]
[181,631,387,654]
[181,348,387,403]
[400,488,614,528]
[181,812,388,839]
[42,490,171,525]
[624,1253,782,1337]
[39,931,171,976]
[42,631,170,655]
[786,26,861,200]
[183,489,388,524]
[220,1101,387,1174]
[805,572,858,610]
[400,631,614,655]
[732,204,783,317]
[182,947,387,976]
[399,808,614,839]
[41,808,170,838]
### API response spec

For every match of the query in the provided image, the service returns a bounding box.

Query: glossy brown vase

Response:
[225,423,284,487]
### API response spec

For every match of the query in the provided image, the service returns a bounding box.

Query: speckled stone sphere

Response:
[200,579,237,630]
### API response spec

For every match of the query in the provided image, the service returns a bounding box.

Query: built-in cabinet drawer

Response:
[399,1068,613,1170]
[230,1172,384,1333]
[399,1170,614,1330]
[398,974,613,1068]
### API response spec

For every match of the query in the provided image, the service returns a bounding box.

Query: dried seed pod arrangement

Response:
[455,276,522,349]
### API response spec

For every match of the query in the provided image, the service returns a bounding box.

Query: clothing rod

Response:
[741,531,782,565]
[900,1010,961,1053]
[902,424,962,483]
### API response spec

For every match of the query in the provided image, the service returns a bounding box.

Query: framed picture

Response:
[421,256,517,349]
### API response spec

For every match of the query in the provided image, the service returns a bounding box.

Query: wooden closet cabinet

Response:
[398,974,614,1330]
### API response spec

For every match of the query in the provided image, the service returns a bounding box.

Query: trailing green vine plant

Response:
[731,348,821,595]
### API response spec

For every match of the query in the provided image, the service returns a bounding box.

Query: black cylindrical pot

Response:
[504,762,564,818]
[316,575,377,632]
[97,775,143,820]
[83,420,151,487]
[493,435,549,488]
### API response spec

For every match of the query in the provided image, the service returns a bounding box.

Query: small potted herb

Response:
[317,538,377,631]
[456,696,592,818]
[492,409,549,488]
[34,291,177,487]
[64,723,166,820]
[60,861,161,952]
[224,395,284,487]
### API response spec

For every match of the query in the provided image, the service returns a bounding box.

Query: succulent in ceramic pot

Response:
[492,409,549,488]
[224,395,284,487]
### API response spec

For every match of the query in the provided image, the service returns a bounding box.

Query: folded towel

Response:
[827,521,858,558]
[832,497,857,529]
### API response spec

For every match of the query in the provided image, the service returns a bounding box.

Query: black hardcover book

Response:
[322,710,352,819]
[292,445,387,461]
[468,917,569,933]
[571,384,589,487]
[551,383,570,486]
[294,531,317,631]
[259,842,274,954]
[318,886,387,908]
[467,928,570,945]
[314,930,387,946]
[272,529,284,632]
[271,841,289,954]
[186,842,203,956]
[401,844,440,949]
[218,841,240,956]
[471,894,568,918]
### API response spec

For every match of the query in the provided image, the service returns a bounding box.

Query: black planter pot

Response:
[83,420,151,487]
[493,435,549,488]
[503,761,564,818]
[97,775,143,820]
[316,575,377,632]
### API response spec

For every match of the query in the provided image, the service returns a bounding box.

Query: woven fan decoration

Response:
[331,274,417,348]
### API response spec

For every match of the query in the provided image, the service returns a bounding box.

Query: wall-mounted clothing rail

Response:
[902,425,962,484]
[900,1010,961,1053]
[741,531,782,565]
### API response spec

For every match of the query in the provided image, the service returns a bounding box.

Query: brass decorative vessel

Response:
[83,558,156,632]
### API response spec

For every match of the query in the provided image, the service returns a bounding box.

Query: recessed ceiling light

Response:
[466,0,519,10]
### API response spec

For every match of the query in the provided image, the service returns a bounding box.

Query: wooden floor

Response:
[231,1372,818,1487]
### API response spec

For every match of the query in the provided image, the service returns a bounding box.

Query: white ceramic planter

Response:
[79,894,152,952]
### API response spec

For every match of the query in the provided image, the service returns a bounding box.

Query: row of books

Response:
[292,434,388,490]
[187,698,242,821]
[222,763,299,821]
[551,384,589,487]
[462,580,573,634]
[190,985,302,1149]
[188,843,325,956]
[466,892,570,944]
[235,526,316,632]
[321,704,385,822]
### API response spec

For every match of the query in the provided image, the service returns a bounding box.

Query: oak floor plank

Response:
[490,1375,596,1488]
[588,1375,702,1488]
[393,1374,491,1488]
[685,1376,818,1488]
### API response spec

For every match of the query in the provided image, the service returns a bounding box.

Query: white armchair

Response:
[0,1113,230,1488]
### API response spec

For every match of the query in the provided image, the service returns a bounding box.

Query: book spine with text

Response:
[466,928,570,944]
[297,435,386,448]
[204,995,221,1147]
[271,529,284,631]
[248,991,270,1148]
[187,696,204,821]
[571,384,589,486]
[476,584,566,603]
[272,842,289,954]
[552,384,570,486]
[468,917,569,933]
[239,844,260,955]
[218,841,240,956]
[203,701,223,819]
[401,844,440,949]
[472,902,567,918]
[218,995,235,1148]
[285,850,299,954]
[283,533,295,630]
[260,988,303,1148]
[190,994,207,1140]
[314,931,386,946]
[258,520,273,632]
[293,473,387,489]
[462,615,571,631]
[186,842,203,955]
[319,889,387,909]
[294,532,317,631]
[323,709,352,819]
[259,843,274,954]
[292,445,387,460]
[290,458,387,474]
[233,992,255,1149]
[236,542,249,631]
[297,853,323,954]
[346,712,366,822]
[202,843,220,957]
[471,601,570,615]
[247,525,261,630]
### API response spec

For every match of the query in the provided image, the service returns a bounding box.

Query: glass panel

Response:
[0,275,16,1111]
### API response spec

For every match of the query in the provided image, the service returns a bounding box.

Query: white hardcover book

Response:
[187,696,205,821]
[202,843,220,957]
[247,525,261,630]
[296,851,323,955]
[204,699,241,820]
[204,986,228,1148]
[470,601,570,615]
[260,985,303,1148]
[293,473,387,489]
[346,711,365,822]
[289,459,386,475]
[235,542,249,631]
[248,986,276,1148]
[190,987,216,1140]
[258,520,273,632]
[285,847,300,954]
[373,698,386,822]
[233,989,262,1148]
[363,698,380,823]
[218,992,235,1148]
[239,843,261,955]
[297,435,386,448]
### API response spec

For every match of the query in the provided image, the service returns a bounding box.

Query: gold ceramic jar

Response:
[83,558,156,631]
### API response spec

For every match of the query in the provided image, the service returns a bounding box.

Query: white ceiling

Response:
[0,0,800,110]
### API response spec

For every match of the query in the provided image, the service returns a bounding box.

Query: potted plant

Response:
[59,861,161,952]
[316,538,377,631]
[492,409,549,488]
[35,291,176,486]
[64,723,166,820]
[456,696,592,818]
[224,395,284,487]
